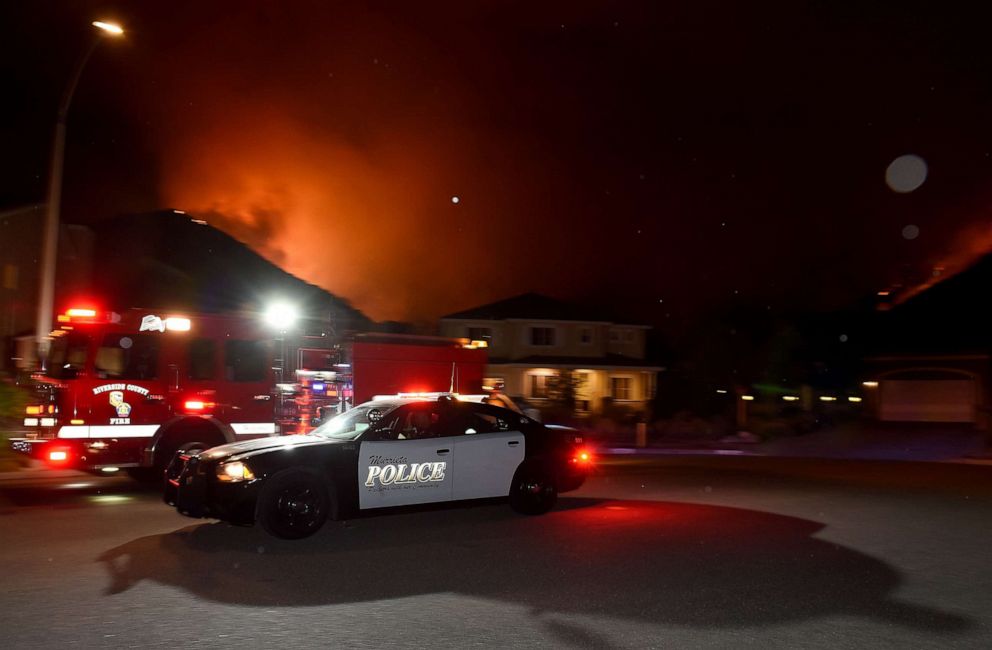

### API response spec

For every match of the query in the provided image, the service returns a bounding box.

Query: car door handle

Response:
[507,441,520,446]
[436,448,450,455]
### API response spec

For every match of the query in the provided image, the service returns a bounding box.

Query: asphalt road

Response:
[1,456,989,649]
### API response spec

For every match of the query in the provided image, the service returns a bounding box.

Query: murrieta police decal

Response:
[364,455,446,488]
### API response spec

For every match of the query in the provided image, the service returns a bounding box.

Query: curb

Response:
[602,447,756,456]
[599,446,992,465]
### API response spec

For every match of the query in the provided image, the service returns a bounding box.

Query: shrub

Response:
[0,379,30,426]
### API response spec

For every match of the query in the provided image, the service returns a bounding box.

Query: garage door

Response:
[879,379,975,423]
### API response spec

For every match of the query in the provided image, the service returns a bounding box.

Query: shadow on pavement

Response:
[97,497,971,632]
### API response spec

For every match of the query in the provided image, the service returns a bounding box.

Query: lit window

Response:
[482,377,504,392]
[610,376,632,401]
[467,327,492,342]
[643,373,656,399]
[529,374,551,399]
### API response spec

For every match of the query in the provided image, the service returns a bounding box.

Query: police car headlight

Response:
[216,461,255,482]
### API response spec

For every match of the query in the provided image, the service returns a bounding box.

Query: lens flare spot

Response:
[885,154,927,193]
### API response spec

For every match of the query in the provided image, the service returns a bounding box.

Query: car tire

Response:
[509,466,558,515]
[257,469,330,539]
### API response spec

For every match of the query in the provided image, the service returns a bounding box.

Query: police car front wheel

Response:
[509,469,557,515]
[257,469,331,539]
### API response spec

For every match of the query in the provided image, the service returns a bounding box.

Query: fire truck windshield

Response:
[46,332,90,379]
[94,333,160,380]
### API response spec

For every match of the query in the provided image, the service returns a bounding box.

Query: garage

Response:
[878,378,976,423]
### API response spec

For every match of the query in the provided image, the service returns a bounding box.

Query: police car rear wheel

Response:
[257,469,330,539]
[509,469,557,515]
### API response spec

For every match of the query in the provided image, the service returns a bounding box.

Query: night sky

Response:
[4,1,992,327]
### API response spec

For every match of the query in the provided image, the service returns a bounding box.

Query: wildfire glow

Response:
[147,11,585,323]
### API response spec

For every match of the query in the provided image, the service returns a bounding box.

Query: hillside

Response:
[85,210,371,332]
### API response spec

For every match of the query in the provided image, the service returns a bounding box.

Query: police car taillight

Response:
[571,449,593,465]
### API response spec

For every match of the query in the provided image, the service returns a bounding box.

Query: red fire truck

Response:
[10,308,487,479]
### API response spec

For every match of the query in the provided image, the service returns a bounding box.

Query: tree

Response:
[543,370,586,422]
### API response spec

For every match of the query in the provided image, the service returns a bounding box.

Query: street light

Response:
[263,302,299,331]
[35,20,124,362]
[92,21,124,36]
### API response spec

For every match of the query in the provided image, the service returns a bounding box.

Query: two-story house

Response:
[439,293,661,416]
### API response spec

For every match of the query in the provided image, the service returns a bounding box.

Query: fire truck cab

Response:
[12,308,280,477]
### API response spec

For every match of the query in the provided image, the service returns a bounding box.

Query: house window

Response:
[623,330,634,342]
[609,329,621,343]
[610,376,633,401]
[467,327,492,342]
[579,327,592,345]
[643,372,656,400]
[482,377,505,392]
[529,374,551,399]
[530,327,556,346]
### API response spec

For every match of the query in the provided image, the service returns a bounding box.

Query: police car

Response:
[164,394,592,539]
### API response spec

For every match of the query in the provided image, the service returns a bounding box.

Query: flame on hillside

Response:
[890,219,992,307]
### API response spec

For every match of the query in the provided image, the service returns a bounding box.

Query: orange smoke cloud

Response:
[161,111,438,319]
[158,103,584,322]
[133,4,616,322]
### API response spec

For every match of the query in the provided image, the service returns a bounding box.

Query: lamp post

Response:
[35,20,124,362]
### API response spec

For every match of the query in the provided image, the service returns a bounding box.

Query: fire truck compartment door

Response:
[358,439,454,509]
[452,431,525,500]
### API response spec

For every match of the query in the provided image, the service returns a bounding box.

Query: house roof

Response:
[488,354,663,370]
[442,292,619,323]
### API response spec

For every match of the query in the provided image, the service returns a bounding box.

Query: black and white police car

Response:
[164,394,592,539]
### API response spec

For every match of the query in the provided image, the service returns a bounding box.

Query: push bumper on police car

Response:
[165,451,261,525]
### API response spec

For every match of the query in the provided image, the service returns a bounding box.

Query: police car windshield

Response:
[311,405,381,440]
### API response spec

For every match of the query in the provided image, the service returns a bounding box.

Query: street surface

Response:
[1,456,990,649]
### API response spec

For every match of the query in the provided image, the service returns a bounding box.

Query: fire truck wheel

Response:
[257,469,331,539]
[176,440,210,455]
[508,464,558,515]
[153,423,226,471]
